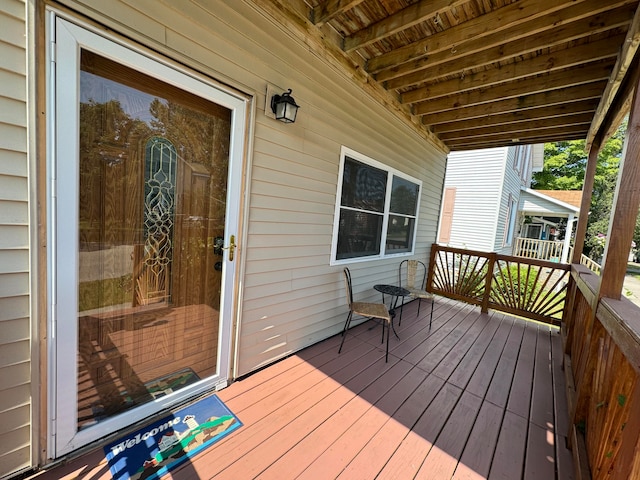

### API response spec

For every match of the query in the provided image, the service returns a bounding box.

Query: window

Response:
[504,195,518,246]
[331,147,421,264]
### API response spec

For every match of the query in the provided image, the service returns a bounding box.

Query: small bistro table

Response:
[373,284,410,338]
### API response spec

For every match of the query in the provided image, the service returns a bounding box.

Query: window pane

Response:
[386,215,415,253]
[390,176,419,215]
[336,209,383,259]
[341,157,387,212]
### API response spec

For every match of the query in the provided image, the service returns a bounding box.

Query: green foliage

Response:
[491,264,540,304]
[79,274,133,311]
[532,122,633,259]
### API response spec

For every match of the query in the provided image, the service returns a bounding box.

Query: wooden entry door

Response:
[50,16,247,456]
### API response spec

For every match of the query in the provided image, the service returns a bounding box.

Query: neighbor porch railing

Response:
[427,244,570,326]
[563,265,640,479]
[514,236,565,261]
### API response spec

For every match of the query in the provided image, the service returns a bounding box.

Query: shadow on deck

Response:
[33,297,573,479]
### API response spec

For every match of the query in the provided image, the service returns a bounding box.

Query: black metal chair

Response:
[398,259,434,328]
[338,267,394,362]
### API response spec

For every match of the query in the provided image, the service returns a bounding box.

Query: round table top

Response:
[373,284,410,296]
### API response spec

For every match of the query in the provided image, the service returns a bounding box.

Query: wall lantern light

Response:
[270,89,300,123]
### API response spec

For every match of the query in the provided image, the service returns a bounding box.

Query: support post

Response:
[572,144,600,264]
[599,75,640,300]
[562,214,575,264]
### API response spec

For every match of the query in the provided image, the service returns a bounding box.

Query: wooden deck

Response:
[34,297,574,479]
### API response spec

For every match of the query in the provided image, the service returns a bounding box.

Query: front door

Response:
[49,15,248,456]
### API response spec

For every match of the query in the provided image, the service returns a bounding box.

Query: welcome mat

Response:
[104,394,242,480]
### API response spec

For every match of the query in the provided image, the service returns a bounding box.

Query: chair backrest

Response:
[343,267,354,308]
[399,259,427,290]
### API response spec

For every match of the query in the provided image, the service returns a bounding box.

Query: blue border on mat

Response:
[103,394,242,480]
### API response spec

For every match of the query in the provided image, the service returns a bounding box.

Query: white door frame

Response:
[46,12,248,458]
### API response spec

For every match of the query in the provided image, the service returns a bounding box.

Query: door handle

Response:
[222,235,236,261]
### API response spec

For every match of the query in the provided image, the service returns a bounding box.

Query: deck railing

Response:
[563,266,640,479]
[427,244,570,326]
[513,236,565,262]
[428,244,640,477]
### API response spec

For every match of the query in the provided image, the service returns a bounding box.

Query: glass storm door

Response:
[49,16,247,456]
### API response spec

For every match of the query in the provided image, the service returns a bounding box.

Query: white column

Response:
[561,214,575,264]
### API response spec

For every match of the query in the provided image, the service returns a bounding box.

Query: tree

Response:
[532,121,628,260]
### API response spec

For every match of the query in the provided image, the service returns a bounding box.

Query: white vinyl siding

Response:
[520,192,579,216]
[494,146,526,254]
[50,0,447,380]
[440,147,507,252]
[0,0,32,477]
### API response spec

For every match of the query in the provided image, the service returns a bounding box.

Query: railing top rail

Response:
[432,244,493,257]
[434,244,570,271]
[495,253,571,271]
[516,237,564,245]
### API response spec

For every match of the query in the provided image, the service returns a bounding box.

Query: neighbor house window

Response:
[504,194,518,246]
[331,147,421,264]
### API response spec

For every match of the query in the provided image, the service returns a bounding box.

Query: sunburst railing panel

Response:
[428,244,570,325]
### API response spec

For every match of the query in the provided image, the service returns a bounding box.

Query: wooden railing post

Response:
[481,252,496,313]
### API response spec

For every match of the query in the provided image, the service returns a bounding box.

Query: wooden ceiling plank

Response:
[445,126,589,147]
[448,129,586,150]
[420,82,607,124]
[586,1,640,149]
[312,0,366,26]
[400,36,622,104]
[437,113,594,141]
[432,100,598,133]
[413,62,614,116]
[596,57,640,146]
[343,0,468,52]
[448,131,586,150]
[381,3,635,87]
[366,0,588,74]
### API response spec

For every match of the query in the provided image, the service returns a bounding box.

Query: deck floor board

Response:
[34,297,573,480]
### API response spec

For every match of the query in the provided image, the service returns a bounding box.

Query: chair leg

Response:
[416,298,422,317]
[429,299,434,329]
[338,311,353,354]
[385,319,390,362]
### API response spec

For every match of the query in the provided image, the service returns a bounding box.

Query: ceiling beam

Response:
[437,113,594,142]
[381,4,635,88]
[343,0,468,51]
[399,37,622,105]
[448,131,586,150]
[312,0,366,26]
[446,124,589,144]
[366,0,589,73]
[421,82,607,124]
[413,63,614,116]
[586,1,640,149]
[432,100,599,133]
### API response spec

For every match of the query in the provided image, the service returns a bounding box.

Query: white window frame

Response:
[330,147,422,265]
[503,194,518,247]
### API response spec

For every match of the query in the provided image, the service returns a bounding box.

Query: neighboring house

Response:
[438,146,581,262]
[437,144,543,254]
[1,2,448,476]
[517,188,581,263]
